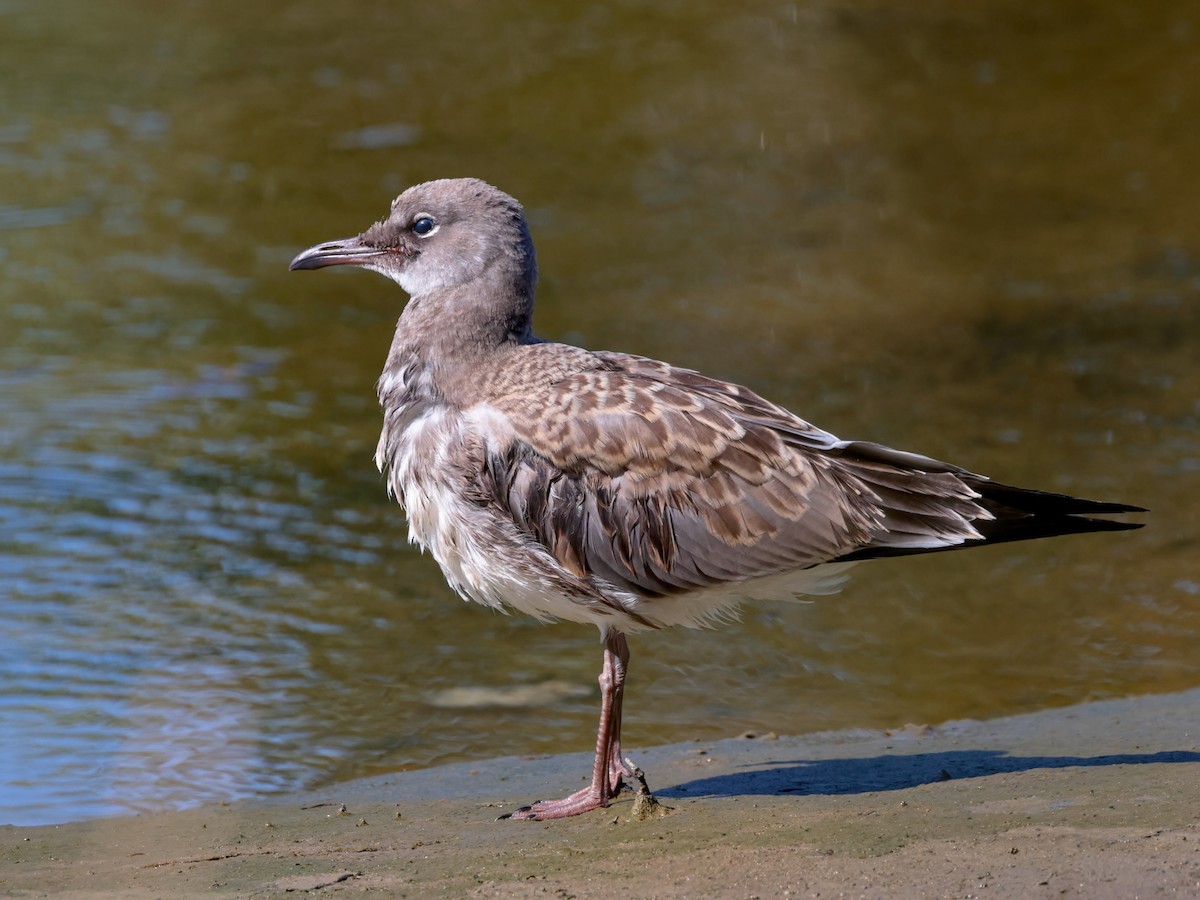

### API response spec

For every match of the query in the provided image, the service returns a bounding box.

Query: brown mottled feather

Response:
[478,351,894,598]
[471,346,1142,599]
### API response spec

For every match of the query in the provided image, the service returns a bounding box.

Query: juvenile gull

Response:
[289,178,1143,820]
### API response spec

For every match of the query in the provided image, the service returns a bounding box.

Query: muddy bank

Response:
[4,689,1199,898]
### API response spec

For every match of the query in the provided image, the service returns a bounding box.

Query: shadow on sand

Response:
[660,749,1200,798]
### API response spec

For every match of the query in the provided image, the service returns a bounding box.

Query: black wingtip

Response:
[836,477,1146,563]
[975,481,1147,518]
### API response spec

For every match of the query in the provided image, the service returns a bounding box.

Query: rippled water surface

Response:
[2,1,1197,825]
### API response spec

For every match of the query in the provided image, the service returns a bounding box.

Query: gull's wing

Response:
[477,351,1140,600]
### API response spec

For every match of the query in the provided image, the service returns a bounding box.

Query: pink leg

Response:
[604,633,630,792]
[501,631,634,820]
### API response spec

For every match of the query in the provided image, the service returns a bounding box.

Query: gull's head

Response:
[289,177,537,299]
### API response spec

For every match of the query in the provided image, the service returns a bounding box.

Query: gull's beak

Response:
[289,237,386,271]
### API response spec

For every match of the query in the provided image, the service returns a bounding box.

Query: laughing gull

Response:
[290,177,1143,820]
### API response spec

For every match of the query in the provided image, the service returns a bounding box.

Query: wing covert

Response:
[478,354,888,597]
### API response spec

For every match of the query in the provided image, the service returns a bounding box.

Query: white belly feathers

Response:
[377,403,623,627]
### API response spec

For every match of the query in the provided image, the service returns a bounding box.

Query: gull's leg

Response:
[604,630,662,817]
[605,631,632,793]
[501,630,632,821]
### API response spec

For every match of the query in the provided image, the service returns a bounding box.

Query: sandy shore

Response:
[4,689,1199,898]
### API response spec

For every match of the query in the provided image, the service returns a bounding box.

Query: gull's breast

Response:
[377,403,634,627]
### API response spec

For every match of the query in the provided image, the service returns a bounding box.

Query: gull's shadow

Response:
[658,749,1200,798]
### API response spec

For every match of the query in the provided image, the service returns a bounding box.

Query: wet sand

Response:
[4,689,1198,898]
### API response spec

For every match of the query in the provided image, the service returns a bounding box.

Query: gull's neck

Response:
[381,283,537,409]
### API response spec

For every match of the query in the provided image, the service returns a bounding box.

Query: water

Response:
[1,0,1197,825]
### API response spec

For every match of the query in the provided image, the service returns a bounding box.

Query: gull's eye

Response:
[412,215,437,237]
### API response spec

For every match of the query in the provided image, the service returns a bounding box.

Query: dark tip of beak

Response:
[289,237,385,271]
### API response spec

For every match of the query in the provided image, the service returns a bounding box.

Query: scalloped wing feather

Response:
[480,352,993,602]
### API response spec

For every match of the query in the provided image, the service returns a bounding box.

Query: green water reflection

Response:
[1,1,1195,825]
